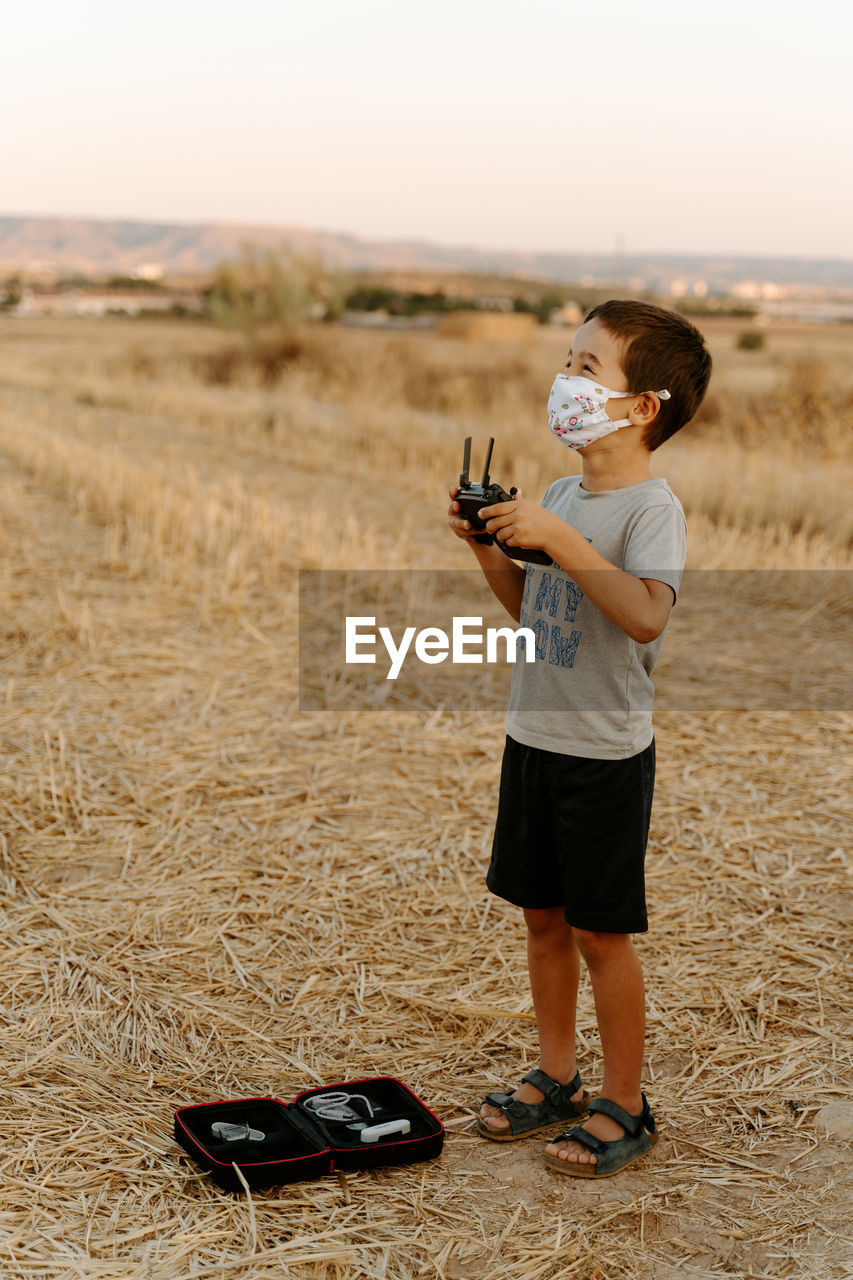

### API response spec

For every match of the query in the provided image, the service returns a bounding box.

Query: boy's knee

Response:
[523,906,572,940]
[572,928,631,962]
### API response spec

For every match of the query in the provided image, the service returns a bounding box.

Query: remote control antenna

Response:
[481,437,495,487]
[461,436,471,486]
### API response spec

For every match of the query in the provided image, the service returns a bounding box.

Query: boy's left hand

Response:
[478,490,559,552]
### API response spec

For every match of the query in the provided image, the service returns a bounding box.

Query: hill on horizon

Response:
[1,214,852,294]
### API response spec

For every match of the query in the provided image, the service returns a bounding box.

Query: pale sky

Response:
[4,0,852,259]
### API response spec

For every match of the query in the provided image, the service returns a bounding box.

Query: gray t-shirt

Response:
[507,475,687,759]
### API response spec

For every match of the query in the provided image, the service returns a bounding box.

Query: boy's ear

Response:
[630,392,662,426]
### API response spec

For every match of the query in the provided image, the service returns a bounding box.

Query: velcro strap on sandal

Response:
[522,1069,581,1103]
[483,1091,515,1111]
[587,1093,655,1136]
[555,1124,607,1155]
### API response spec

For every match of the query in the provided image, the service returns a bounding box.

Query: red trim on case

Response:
[175,1096,332,1169]
[176,1078,444,1171]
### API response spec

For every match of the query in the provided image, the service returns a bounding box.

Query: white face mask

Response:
[548,374,671,451]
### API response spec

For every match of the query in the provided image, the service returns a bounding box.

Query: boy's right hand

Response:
[447,486,482,542]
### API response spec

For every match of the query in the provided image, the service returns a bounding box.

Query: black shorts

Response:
[486,735,655,934]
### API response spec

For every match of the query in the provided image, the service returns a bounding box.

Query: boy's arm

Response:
[448,487,526,623]
[477,496,674,643]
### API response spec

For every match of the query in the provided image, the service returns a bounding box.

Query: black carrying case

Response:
[174,1076,445,1193]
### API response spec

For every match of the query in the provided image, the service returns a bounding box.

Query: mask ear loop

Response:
[614,388,671,399]
[600,387,635,429]
[609,388,670,428]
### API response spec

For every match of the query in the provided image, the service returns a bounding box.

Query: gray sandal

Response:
[544,1093,659,1177]
[476,1068,589,1142]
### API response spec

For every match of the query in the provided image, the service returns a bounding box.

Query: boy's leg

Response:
[545,928,645,1165]
[479,906,584,1133]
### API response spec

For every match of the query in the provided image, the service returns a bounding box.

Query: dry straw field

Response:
[0,312,850,1279]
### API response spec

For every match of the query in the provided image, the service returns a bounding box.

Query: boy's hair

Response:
[584,299,712,450]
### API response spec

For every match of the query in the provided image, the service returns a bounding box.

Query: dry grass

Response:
[3,314,849,567]
[0,315,849,1279]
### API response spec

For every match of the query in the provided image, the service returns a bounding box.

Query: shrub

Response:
[207,246,348,335]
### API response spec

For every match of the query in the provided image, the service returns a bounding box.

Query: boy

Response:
[447,300,711,1178]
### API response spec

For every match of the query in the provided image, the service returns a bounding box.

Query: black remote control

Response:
[454,437,553,566]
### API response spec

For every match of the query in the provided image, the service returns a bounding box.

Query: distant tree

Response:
[57,274,94,291]
[0,275,22,310]
[106,275,165,291]
[736,329,765,351]
[536,288,565,324]
[345,285,396,312]
[344,286,450,316]
[404,290,449,316]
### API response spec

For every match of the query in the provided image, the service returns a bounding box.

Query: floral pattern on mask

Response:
[547,374,633,451]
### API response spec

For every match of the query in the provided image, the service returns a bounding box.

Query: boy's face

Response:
[564,319,630,396]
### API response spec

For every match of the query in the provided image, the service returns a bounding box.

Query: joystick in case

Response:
[455,437,552,566]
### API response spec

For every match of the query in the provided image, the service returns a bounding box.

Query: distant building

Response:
[732,280,789,301]
[549,301,583,326]
[14,288,202,317]
[339,309,437,330]
[133,262,165,281]
[471,294,515,312]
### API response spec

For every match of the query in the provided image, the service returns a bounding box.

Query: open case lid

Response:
[174,1095,332,1191]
